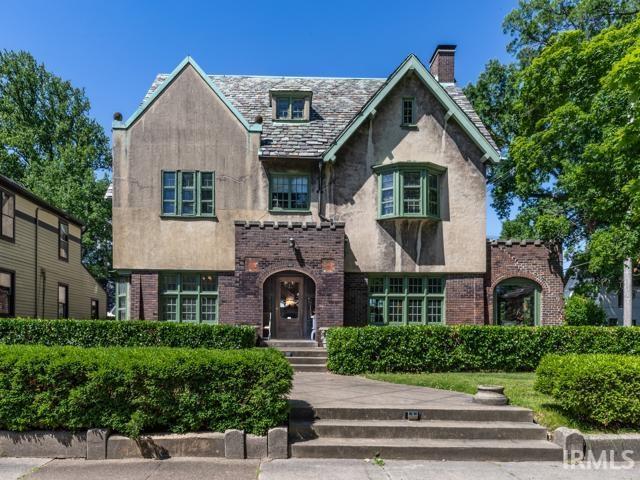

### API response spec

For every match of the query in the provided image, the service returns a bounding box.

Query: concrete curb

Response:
[0,429,272,460]
[553,428,640,463]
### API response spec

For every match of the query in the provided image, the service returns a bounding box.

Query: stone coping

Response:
[0,428,287,461]
[234,220,345,230]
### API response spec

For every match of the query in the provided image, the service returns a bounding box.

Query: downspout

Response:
[34,208,39,317]
[318,160,330,222]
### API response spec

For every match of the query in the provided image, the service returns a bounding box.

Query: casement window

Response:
[90,299,99,320]
[270,174,310,211]
[274,96,308,121]
[402,97,416,125]
[115,277,129,320]
[0,269,14,318]
[368,275,445,325]
[161,171,215,217]
[58,284,68,319]
[1,189,15,241]
[58,221,69,261]
[375,165,441,219]
[159,272,218,323]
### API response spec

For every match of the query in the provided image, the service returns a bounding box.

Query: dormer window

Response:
[271,90,312,122]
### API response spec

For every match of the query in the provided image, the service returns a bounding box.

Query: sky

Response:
[1,0,518,236]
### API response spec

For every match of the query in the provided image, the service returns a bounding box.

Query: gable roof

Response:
[113,57,262,133]
[131,55,500,162]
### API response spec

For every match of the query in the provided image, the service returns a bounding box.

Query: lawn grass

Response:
[365,372,615,433]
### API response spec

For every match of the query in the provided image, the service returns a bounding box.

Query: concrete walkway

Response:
[2,458,639,480]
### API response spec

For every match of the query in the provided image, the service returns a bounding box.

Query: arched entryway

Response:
[494,277,542,326]
[263,270,316,340]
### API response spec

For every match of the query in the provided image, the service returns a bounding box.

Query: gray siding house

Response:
[111,46,564,341]
[0,174,107,319]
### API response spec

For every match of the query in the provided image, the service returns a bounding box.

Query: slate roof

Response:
[143,71,498,158]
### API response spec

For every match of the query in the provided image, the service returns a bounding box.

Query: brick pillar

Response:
[130,271,159,320]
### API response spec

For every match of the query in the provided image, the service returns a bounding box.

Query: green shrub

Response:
[0,345,292,437]
[535,354,640,428]
[0,318,255,349]
[564,295,607,326]
[326,325,640,374]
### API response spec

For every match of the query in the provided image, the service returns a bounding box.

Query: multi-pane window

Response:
[274,96,307,121]
[58,221,69,261]
[162,171,215,217]
[0,270,14,318]
[368,275,445,325]
[115,277,129,320]
[90,299,99,320]
[402,97,415,125]
[159,272,218,323]
[270,174,310,211]
[58,284,68,319]
[377,166,440,219]
[0,189,14,241]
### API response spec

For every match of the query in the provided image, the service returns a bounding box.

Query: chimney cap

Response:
[429,44,457,65]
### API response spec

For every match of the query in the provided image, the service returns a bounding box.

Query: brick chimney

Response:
[429,45,456,83]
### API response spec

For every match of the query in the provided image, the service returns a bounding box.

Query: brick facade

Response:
[486,240,564,325]
[234,221,345,342]
[445,274,485,324]
[344,273,368,327]
[129,271,159,320]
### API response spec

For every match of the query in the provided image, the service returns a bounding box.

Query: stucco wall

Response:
[328,71,487,274]
[112,65,321,271]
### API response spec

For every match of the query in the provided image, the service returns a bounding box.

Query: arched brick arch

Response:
[257,264,319,288]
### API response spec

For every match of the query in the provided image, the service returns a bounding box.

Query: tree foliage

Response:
[0,50,111,285]
[465,1,640,289]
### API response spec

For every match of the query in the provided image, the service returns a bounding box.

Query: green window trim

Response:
[494,278,541,326]
[115,277,130,321]
[159,272,219,324]
[367,275,446,325]
[375,164,441,220]
[269,173,311,212]
[161,171,216,218]
[402,97,416,126]
[274,95,309,122]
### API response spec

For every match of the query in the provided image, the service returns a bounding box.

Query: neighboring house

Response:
[110,46,564,339]
[565,276,639,326]
[0,174,107,319]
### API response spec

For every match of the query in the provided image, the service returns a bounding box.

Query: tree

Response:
[0,50,112,286]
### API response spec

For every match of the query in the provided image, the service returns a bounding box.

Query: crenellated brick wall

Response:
[234,221,345,342]
[486,240,564,325]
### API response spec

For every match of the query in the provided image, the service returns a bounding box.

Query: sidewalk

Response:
[2,457,639,480]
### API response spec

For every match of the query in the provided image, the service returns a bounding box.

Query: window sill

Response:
[269,209,312,215]
[0,235,15,244]
[377,215,440,222]
[160,215,218,221]
[400,124,418,130]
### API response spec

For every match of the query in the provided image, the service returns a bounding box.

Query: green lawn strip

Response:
[364,372,626,434]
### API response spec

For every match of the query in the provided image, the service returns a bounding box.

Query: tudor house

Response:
[110,46,564,339]
[0,174,107,319]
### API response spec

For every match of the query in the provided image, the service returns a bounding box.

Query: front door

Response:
[275,275,304,339]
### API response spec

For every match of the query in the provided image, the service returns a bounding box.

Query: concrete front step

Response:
[265,340,318,348]
[290,419,548,441]
[291,364,328,373]
[290,405,534,423]
[285,357,327,365]
[279,349,328,358]
[289,437,563,461]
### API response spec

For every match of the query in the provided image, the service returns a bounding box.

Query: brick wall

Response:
[234,221,345,341]
[445,274,485,324]
[129,271,158,320]
[486,240,564,325]
[344,273,368,327]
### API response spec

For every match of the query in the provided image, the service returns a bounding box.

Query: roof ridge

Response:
[154,73,388,81]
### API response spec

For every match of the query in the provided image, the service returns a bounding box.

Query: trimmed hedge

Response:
[535,354,640,428]
[0,318,256,349]
[0,345,292,437]
[326,325,640,374]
